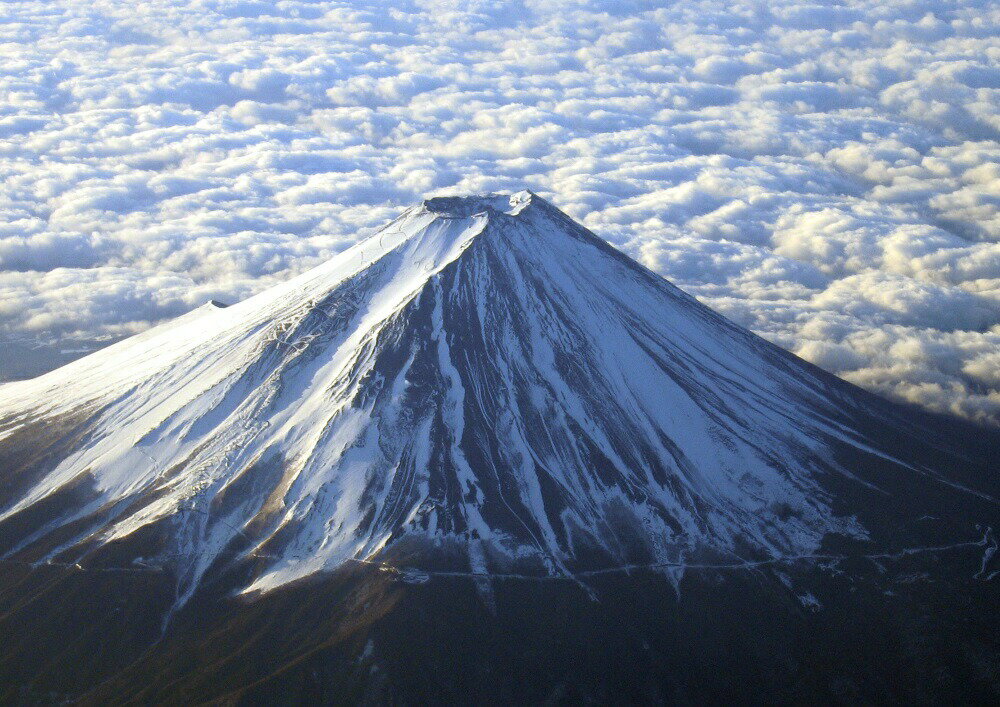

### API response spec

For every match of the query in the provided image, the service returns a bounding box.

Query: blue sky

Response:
[1,0,998,422]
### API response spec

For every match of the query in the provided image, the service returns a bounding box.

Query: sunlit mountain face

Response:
[1,193,997,703]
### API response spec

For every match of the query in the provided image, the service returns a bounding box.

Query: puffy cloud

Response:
[0,0,999,424]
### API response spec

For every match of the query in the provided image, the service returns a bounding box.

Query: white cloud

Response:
[0,0,998,424]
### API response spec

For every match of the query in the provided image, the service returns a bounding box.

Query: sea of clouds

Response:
[1,0,998,423]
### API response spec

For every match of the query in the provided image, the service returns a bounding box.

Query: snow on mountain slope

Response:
[0,191,990,605]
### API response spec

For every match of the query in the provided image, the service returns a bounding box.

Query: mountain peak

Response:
[421,190,536,218]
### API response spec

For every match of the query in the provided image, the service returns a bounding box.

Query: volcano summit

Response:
[0,192,997,703]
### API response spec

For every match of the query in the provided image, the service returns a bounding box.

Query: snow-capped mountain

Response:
[0,192,996,703]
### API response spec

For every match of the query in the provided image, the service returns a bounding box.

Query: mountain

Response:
[0,191,997,703]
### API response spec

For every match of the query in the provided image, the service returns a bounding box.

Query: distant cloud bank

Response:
[1,0,998,423]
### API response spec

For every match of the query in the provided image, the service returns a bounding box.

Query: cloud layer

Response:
[1,0,998,423]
